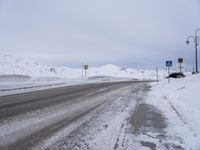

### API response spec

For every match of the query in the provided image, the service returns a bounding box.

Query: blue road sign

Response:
[166,61,172,67]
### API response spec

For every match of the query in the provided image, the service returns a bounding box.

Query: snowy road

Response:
[0,81,185,150]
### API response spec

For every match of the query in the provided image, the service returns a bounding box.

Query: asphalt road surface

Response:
[0,81,185,150]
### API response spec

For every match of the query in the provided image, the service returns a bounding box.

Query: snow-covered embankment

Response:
[149,74,200,149]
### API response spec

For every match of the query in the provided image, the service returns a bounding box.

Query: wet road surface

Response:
[0,81,185,150]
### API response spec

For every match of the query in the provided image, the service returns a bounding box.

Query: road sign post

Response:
[178,58,183,73]
[167,66,170,83]
[166,61,172,83]
[84,65,88,78]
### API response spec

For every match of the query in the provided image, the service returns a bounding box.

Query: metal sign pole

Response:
[83,65,88,79]
[168,66,170,84]
[178,58,183,73]
[166,60,172,84]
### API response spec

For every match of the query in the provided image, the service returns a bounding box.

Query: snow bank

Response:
[150,74,200,149]
[0,74,31,82]
[88,64,163,80]
[0,54,164,80]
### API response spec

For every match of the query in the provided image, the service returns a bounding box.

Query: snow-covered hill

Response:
[88,64,161,80]
[0,54,163,80]
[0,54,55,77]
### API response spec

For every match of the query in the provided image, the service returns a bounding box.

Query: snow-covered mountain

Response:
[0,54,163,80]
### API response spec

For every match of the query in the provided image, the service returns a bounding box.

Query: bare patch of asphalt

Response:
[128,87,185,150]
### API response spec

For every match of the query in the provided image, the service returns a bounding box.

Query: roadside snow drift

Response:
[150,74,200,149]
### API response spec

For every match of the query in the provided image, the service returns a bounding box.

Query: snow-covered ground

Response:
[0,54,164,80]
[1,53,199,149]
[0,54,165,95]
[149,73,200,149]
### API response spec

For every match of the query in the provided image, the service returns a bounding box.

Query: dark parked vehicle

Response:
[166,72,185,78]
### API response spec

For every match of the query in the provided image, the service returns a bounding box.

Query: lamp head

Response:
[186,40,190,45]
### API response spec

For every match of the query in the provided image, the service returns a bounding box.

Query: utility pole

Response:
[156,67,159,85]
[81,64,84,79]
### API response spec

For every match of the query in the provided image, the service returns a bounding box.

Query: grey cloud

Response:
[0,0,200,70]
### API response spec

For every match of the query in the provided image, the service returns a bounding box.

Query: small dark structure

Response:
[50,68,56,73]
[166,72,185,78]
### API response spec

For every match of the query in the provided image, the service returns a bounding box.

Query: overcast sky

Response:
[0,0,200,69]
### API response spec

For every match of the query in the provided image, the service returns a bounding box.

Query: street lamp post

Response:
[186,28,200,73]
